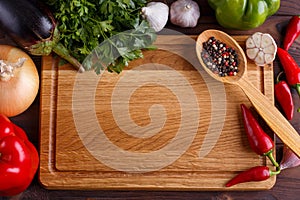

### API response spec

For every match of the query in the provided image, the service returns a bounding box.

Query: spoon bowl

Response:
[196,29,247,83]
[196,29,300,157]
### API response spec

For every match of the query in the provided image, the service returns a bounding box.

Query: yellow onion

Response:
[0,45,39,117]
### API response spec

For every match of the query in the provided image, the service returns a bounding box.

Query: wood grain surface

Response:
[38,35,276,190]
[196,30,300,157]
[0,0,299,199]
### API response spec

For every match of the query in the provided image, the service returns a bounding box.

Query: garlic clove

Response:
[254,51,265,66]
[263,45,276,54]
[265,54,275,64]
[170,0,200,28]
[252,32,262,47]
[246,48,259,60]
[246,37,256,48]
[246,32,277,66]
[141,2,169,32]
[261,34,274,48]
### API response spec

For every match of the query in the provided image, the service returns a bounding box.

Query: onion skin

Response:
[280,145,300,170]
[0,45,39,117]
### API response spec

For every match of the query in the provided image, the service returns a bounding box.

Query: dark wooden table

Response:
[1,0,299,199]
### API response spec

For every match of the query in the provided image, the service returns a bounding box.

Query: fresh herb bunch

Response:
[42,0,156,73]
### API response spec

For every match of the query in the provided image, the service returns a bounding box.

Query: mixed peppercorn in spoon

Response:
[201,37,239,77]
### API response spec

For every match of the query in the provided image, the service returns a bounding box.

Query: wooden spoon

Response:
[196,29,300,157]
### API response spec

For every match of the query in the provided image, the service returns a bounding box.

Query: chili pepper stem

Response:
[270,168,281,176]
[295,84,300,110]
[264,150,279,167]
[296,84,300,98]
[276,71,284,84]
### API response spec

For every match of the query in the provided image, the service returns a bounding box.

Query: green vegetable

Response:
[208,0,280,30]
[84,21,156,74]
[42,0,156,73]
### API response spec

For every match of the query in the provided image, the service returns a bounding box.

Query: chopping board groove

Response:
[39,35,276,190]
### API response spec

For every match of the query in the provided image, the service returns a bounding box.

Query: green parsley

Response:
[42,0,156,74]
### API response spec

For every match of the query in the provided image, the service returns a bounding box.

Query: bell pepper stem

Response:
[264,150,279,167]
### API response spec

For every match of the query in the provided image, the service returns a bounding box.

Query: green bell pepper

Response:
[208,0,280,30]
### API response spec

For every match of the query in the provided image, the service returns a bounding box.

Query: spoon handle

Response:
[238,77,300,157]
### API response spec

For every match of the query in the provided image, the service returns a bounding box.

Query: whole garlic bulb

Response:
[170,0,200,28]
[246,32,277,66]
[141,2,169,32]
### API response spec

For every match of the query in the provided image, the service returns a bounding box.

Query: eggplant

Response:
[0,0,84,72]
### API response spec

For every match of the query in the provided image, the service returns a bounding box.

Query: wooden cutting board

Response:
[39,35,276,190]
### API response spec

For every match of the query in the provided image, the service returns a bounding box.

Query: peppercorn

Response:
[201,37,239,77]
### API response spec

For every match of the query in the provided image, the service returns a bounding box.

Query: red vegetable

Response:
[274,72,294,120]
[277,47,300,97]
[0,114,39,196]
[240,104,278,167]
[226,166,279,187]
[283,16,300,51]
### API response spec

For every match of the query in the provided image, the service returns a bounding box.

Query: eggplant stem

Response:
[53,43,85,73]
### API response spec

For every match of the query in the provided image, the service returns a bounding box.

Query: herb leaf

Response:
[42,0,154,73]
[83,20,156,74]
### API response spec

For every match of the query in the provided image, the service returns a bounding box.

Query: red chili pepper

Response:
[0,114,39,196]
[226,166,279,187]
[240,104,278,167]
[283,15,300,51]
[277,47,300,97]
[274,72,294,120]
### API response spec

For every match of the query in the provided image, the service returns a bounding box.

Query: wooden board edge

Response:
[38,35,277,191]
[39,55,59,188]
